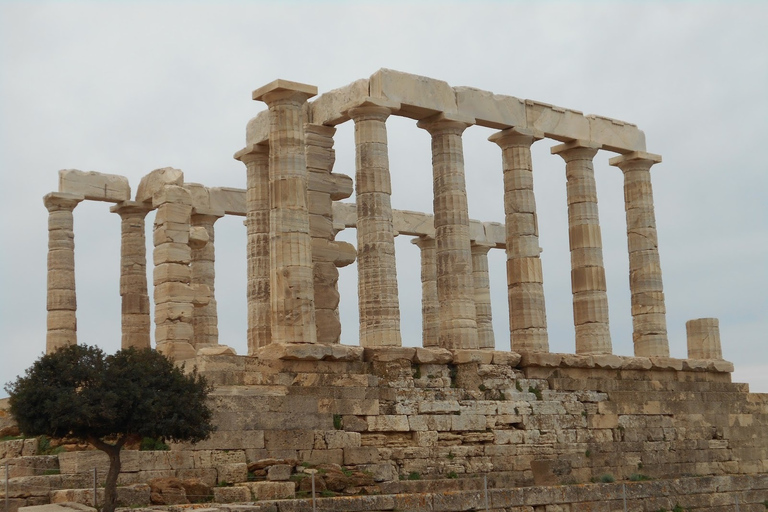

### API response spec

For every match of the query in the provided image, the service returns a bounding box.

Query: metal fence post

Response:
[311,472,316,512]
[623,483,627,512]
[92,467,97,508]
[484,474,489,511]
[5,462,9,512]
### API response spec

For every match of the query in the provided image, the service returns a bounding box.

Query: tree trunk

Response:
[89,436,125,512]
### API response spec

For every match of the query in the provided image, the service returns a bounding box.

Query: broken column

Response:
[412,236,439,347]
[110,201,151,350]
[349,101,402,347]
[489,128,549,353]
[234,144,272,353]
[190,209,223,349]
[44,192,83,353]
[253,79,318,344]
[417,113,479,350]
[305,124,356,344]
[471,243,495,350]
[552,141,612,354]
[609,152,669,357]
[686,318,722,359]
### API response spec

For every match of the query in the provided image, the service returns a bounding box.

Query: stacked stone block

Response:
[190,209,223,349]
[470,243,495,349]
[412,236,439,347]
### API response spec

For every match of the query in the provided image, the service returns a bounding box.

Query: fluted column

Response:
[44,192,83,354]
[235,144,271,353]
[110,201,151,350]
[417,113,479,350]
[609,151,669,357]
[489,128,549,353]
[552,141,611,354]
[471,243,495,350]
[191,210,224,349]
[348,103,402,347]
[411,236,439,347]
[253,79,318,344]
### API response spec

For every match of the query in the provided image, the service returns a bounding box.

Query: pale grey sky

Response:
[1,1,766,395]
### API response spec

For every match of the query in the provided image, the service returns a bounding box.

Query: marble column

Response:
[471,243,495,350]
[489,128,549,353]
[110,201,151,350]
[253,79,318,344]
[552,141,612,354]
[686,318,721,359]
[348,103,402,347]
[411,236,439,347]
[191,209,224,349]
[609,152,669,357]
[44,192,83,354]
[417,113,479,350]
[234,144,271,354]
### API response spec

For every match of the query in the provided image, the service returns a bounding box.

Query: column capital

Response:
[110,200,152,217]
[609,151,662,170]
[346,97,400,122]
[417,112,475,135]
[43,192,83,211]
[252,79,317,105]
[191,208,225,221]
[234,143,269,164]
[488,127,544,148]
[411,235,435,249]
[470,241,494,254]
[551,140,601,161]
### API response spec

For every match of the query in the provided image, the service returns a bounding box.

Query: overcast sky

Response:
[1,1,766,396]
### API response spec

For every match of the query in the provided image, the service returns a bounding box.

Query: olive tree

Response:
[5,345,215,512]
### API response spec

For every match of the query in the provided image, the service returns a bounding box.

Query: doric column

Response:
[348,102,402,347]
[686,318,721,359]
[411,236,439,347]
[471,243,495,350]
[191,209,224,349]
[110,201,151,350]
[417,113,479,350]
[253,79,318,344]
[609,152,669,357]
[551,141,612,354]
[489,128,549,353]
[234,144,271,354]
[44,192,83,354]
[153,185,201,360]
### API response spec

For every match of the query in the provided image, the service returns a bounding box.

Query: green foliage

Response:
[629,473,652,481]
[446,471,458,479]
[446,452,455,460]
[0,435,24,441]
[598,474,615,483]
[341,467,353,476]
[412,365,422,379]
[216,481,233,487]
[672,505,685,512]
[333,414,343,430]
[581,410,587,417]
[448,365,458,388]
[515,380,523,392]
[407,471,421,480]
[5,345,215,512]
[37,435,65,455]
[585,449,591,458]
[478,384,487,391]
[763,499,768,509]
[320,490,337,497]
[528,386,543,400]
[140,437,170,451]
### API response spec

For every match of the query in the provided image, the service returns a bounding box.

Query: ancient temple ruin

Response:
[29,69,767,511]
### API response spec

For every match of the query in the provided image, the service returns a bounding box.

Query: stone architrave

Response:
[417,113,479,350]
[489,128,549,353]
[552,140,612,354]
[348,101,402,347]
[191,209,224,349]
[471,243,495,350]
[253,79,318,344]
[411,236,439,347]
[609,151,669,357]
[686,318,722,359]
[234,144,271,354]
[110,201,151,350]
[44,192,83,354]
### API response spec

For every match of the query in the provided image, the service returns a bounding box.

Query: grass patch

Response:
[446,471,458,479]
[407,471,421,481]
[139,437,169,451]
[333,414,343,430]
[320,490,337,497]
[43,469,61,475]
[37,436,66,455]
[629,473,652,481]
[412,365,422,379]
[515,380,522,392]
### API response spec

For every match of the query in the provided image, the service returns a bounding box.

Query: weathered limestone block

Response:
[454,87,527,129]
[190,210,223,349]
[209,187,246,215]
[135,167,183,204]
[310,78,370,126]
[686,317,722,359]
[527,100,590,142]
[212,486,250,503]
[58,169,130,202]
[370,68,458,119]
[588,114,646,153]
